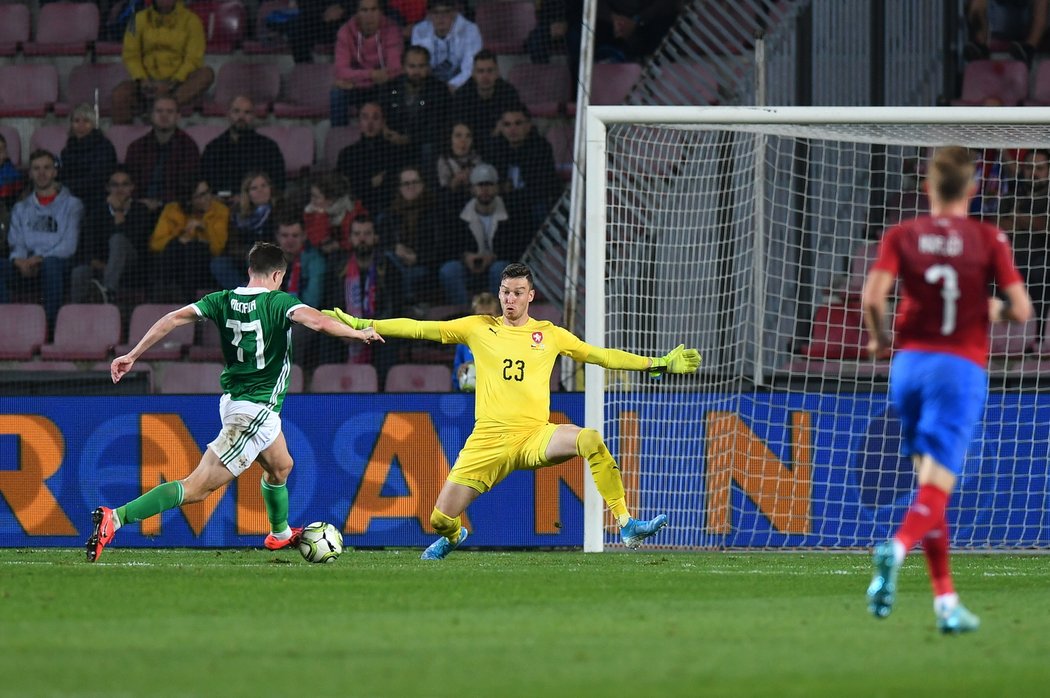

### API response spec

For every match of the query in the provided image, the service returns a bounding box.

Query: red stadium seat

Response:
[188,320,223,361]
[0,4,30,56]
[189,0,248,53]
[157,361,224,394]
[0,124,22,167]
[544,121,575,181]
[184,123,227,155]
[990,316,1038,359]
[23,1,99,56]
[506,63,572,118]
[258,125,315,176]
[803,301,869,360]
[273,64,334,119]
[116,304,195,361]
[951,60,1029,106]
[309,363,379,393]
[0,304,47,359]
[105,124,152,163]
[0,65,59,117]
[40,304,122,361]
[476,0,536,54]
[590,63,642,105]
[203,61,281,116]
[55,63,131,118]
[29,125,68,160]
[384,364,453,392]
[1025,59,1050,105]
[321,125,361,171]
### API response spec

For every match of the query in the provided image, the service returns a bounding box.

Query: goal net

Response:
[582,106,1050,552]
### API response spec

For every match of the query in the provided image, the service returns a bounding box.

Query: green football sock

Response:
[116,481,185,526]
[261,478,289,534]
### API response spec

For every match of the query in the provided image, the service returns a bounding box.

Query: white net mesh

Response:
[590,110,1050,550]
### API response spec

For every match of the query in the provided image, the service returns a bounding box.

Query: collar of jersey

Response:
[233,286,270,295]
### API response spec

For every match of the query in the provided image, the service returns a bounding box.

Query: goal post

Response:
[582,106,1050,552]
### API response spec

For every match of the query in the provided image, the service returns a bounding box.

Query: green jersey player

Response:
[86,242,382,562]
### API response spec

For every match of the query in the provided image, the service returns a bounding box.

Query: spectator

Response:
[0,132,23,206]
[438,163,531,305]
[125,95,200,214]
[452,291,499,391]
[597,0,679,63]
[966,0,1048,65]
[0,150,83,331]
[322,214,403,382]
[330,0,404,127]
[410,0,482,90]
[111,0,215,124]
[450,50,523,141]
[271,1,352,64]
[149,180,228,302]
[379,45,452,171]
[484,105,561,228]
[389,0,427,39]
[212,172,278,290]
[303,172,368,258]
[200,95,287,201]
[103,0,150,42]
[436,121,483,212]
[335,101,408,216]
[272,202,328,368]
[527,0,570,64]
[59,104,119,210]
[378,165,443,305]
[69,167,153,304]
[1004,148,1050,336]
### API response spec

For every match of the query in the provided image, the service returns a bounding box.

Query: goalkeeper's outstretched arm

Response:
[322,308,444,342]
[580,343,702,377]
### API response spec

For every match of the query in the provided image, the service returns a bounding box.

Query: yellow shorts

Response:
[447,423,561,493]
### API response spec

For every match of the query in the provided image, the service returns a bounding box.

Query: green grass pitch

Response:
[0,548,1047,697]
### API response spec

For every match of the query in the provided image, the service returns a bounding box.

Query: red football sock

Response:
[895,484,948,551]
[923,517,955,597]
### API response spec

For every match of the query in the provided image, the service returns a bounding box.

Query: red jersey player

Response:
[861,145,1032,634]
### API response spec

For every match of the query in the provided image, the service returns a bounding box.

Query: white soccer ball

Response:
[458,362,477,392]
[298,521,344,563]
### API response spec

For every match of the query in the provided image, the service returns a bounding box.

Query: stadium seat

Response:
[989,316,1038,359]
[544,120,575,181]
[0,124,21,167]
[476,0,536,54]
[20,360,80,372]
[802,301,868,360]
[309,363,379,393]
[0,3,30,56]
[1025,59,1050,105]
[203,61,281,116]
[184,123,227,155]
[29,125,68,161]
[23,1,99,56]
[105,124,152,163]
[189,0,248,53]
[242,0,294,55]
[506,63,572,118]
[288,364,304,393]
[55,63,131,118]
[384,364,453,392]
[321,125,361,170]
[40,304,122,361]
[157,361,224,394]
[273,63,334,119]
[116,304,195,361]
[645,61,721,106]
[259,125,315,177]
[0,64,59,117]
[590,63,642,105]
[91,361,153,391]
[951,60,1028,106]
[188,320,223,361]
[0,304,47,360]
[424,304,470,320]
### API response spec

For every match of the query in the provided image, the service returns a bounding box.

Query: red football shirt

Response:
[872,215,1023,367]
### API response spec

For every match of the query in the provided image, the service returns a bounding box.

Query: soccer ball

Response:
[457,362,477,392]
[298,522,344,563]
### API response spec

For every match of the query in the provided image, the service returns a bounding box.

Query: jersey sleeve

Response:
[439,315,486,345]
[272,290,308,318]
[193,291,226,322]
[871,225,901,275]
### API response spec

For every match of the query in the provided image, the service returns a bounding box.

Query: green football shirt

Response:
[193,287,306,413]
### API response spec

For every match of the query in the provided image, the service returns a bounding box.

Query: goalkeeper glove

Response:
[322,307,373,330]
[649,344,702,378]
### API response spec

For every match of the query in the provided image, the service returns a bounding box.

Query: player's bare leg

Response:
[547,424,667,549]
[421,482,481,560]
[256,435,302,550]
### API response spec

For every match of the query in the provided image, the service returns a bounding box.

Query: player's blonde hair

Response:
[928,146,975,203]
[471,291,499,315]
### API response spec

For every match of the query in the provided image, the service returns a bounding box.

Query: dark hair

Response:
[351,213,375,228]
[404,44,430,62]
[473,48,498,65]
[501,262,533,288]
[272,200,302,228]
[427,0,455,10]
[108,165,133,183]
[248,242,287,275]
[27,149,56,167]
[501,103,530,120]
[310,172,350,201]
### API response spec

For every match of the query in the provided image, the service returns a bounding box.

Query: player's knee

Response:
[576,428,605,458]
[430,508,459,537]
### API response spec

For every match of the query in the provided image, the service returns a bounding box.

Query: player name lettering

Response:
[230,299,257,313]
[918,234,962,257]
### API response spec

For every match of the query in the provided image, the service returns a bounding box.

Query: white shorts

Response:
[207,394,282,477]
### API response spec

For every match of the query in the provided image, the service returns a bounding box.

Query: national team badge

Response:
[531,331,545,349]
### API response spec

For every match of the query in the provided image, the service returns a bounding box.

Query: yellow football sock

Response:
[430,507,462,544]
[576,428,630,520]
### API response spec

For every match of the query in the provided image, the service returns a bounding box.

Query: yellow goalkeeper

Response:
[325,262,701,559]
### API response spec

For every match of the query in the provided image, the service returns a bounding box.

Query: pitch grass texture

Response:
[0,550,1047,698]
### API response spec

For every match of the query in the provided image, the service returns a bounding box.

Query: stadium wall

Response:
[2,393,1048,549]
